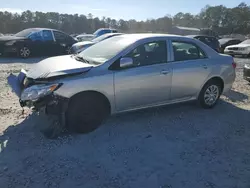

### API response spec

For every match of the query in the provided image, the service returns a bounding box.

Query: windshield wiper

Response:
[74,56,89,64]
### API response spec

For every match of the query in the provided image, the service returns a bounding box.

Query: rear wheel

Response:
[198,80,222,109]
[66,93,109,133]
[19,46,31,58]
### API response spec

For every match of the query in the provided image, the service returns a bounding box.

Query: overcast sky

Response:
[0,0,248,20]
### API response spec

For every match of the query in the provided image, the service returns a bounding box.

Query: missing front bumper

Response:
[7,70,69,115]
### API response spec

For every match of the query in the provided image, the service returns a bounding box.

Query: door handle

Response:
[161,70,170,75]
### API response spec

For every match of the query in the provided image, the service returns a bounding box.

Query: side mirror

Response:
[120,57,133,68]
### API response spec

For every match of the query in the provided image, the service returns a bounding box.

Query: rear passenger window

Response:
[172,41,207,61]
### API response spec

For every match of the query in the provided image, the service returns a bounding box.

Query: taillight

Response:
[232,62,236,69]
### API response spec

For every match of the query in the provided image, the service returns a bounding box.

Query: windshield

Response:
[240,39,250,44]
[15,28,40,37]
[77,35,136,64]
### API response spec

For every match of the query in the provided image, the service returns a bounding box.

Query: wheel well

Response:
[206,77,224,93]
[69,91,111,114]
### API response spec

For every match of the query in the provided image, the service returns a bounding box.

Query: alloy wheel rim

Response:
[204,85,219,106]
[20,47,30,57]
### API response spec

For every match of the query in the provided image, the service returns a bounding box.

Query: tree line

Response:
[0,2,250,35]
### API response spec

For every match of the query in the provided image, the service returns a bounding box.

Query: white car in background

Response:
[75,34,95,42]
[224,39,250,57]
[71,33,123,54]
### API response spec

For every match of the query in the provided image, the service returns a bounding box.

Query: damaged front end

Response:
[8,69,71,117]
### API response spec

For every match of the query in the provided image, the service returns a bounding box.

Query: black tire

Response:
[66,93,109,133]
[19,46,31,58]
[198,80,222,109]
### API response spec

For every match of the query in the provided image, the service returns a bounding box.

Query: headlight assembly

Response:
[20,83,62,102]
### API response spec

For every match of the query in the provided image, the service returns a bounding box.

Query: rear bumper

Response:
[7,70,69,115]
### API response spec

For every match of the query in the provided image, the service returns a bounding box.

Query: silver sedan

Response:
[8,34,236,133]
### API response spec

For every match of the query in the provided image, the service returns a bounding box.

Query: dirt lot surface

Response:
[0,57,250,188]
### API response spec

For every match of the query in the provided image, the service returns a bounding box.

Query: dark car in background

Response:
[187,35,221,52]
[219,38,242,53]
[0,28,77,58]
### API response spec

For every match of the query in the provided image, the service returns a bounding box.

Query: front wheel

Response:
[198,80,222,109]
[66,93,109,133]
[19,46,31,58]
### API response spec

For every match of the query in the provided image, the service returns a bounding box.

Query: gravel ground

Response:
[0,57,250,188]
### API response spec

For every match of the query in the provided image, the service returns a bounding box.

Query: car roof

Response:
[26,28,69,34]
[219,38,241,41]
[95,28,117,31]
[118,33,181,40]
[101,32,124,37]
[186,35,216,38]
[77,34,95,37]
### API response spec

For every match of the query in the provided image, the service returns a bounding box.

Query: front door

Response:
[170,40,211,100]
[114,40,172,112]
[28,30,55,56]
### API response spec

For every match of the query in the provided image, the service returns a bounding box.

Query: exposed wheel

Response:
[66,93,109,133]
[198,80,222,109]
[19,46,31,58]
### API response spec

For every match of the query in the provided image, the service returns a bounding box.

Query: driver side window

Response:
[124,40,167,67]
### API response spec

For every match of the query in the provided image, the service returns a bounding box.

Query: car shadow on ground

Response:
[0,57,48,64]
[223,90,249,102]
[0,100,250,188]
[0,98,250,188]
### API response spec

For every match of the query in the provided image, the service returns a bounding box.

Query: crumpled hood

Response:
[72,41,95,48]
[26,55,93,79]
[0,35,26,41]
[227,44,250,48]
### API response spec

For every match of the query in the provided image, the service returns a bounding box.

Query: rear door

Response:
[170,40,211,101]
[114,40,173,112]
[53,31,73,55]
